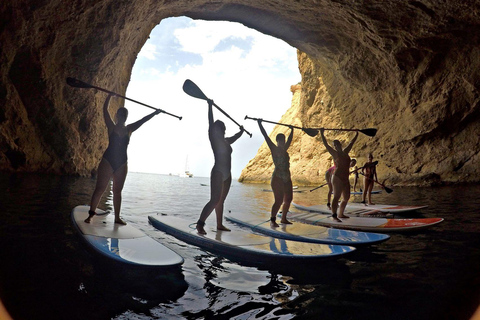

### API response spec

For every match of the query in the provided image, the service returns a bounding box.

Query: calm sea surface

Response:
[0,172,479,320]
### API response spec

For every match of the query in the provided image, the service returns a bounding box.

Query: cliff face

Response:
[240,50,480,186]
[1,1,479,184]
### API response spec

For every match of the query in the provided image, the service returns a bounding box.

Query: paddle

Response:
[309,182,328,192]
[314,127,377,137]
[182,79,252,137]
[359,172,393,193]
[244,116,319,137]
[66,77,183,120]
[309,161,379,192]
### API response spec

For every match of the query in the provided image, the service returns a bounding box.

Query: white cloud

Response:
[138,43,159,60]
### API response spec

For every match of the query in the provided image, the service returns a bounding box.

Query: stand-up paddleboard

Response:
[292,202,394,218]
[148,214,356,263]
[346,202,428,213]
[72,206,184,267]
[225,211,389,246]
[282,211,443,232]
[351,190,381,195]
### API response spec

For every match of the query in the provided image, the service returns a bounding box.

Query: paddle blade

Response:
[360,128,377,137]
[66,77,92,89]
[385,187,394,193]
[183,79,208,100]
[303,128,319,137]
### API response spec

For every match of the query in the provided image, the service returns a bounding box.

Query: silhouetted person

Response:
[257,119,294,227]
[320,129,358,222]
[85,93,161,224]
[362,153,378,205]
[196,99,244,234]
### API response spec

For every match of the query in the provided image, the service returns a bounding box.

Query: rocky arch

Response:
[1,1,479,184]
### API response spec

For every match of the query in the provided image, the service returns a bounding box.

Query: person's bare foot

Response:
[217,225,231,232]
[337,215,349,219]
[280,219,292,225]
[332,214,342,222]
[270,218,279,228]
[115,218,127,225]
[196,221,207,234]
[85,210,96,223]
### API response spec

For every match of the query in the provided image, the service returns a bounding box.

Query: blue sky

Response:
[124,17,300,178]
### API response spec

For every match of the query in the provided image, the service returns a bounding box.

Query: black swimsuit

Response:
[102,132,130,172]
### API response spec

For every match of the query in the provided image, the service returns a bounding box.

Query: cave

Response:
[1,0,480,185]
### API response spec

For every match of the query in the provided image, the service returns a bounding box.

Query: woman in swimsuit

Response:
[325,159,357,209]
[361,153,378,205]
[325,165,336,210]
[196,99,244,235]
[85,93,161,224]
[257,119,294,227]
[320,129,358,222]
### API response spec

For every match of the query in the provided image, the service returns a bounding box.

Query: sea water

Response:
[0,172,479,320]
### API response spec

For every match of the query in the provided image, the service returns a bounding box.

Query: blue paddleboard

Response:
[148,214,356,264]
[225,211,389,246]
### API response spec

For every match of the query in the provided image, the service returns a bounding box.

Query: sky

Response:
[124,16,300,178]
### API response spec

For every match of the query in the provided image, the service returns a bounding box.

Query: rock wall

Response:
[240,50,480,186]
[0,0,479,184]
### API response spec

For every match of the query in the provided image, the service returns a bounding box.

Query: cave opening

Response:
[123,16,301,178]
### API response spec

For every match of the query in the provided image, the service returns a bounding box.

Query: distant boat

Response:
[184,156,193,178]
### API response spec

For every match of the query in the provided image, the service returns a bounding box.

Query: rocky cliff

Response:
[1,1,479,184]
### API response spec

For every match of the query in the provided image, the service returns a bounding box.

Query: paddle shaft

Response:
[213,101,252,137]
[309,182,328,192]
[358,172,393,193]
[244,116,300,130]
[67,78,182,120]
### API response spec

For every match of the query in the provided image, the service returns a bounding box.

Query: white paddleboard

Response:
[283,210,443,232]
[148,214,356,263]
[347,202,428,213]
[225,211,390,246]
[292,202,394,218]
[71,205,184,267]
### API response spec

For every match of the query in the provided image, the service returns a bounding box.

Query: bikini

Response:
[102,131,130,172]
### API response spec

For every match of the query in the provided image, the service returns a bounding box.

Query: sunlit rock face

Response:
[1,1,479,184]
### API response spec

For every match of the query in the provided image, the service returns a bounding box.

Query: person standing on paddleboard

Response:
[196,99,244,235]
[85,93,161,225]
[320,128,359,222]
[257,119,294,227]
[361,153,378,205]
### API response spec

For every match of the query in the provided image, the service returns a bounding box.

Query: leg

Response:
[215,175,232,231]
[338,181,351,219]
[86,159,113,223]
[280,179,293,224]
[197,170,223,234]
[270,176,285,227]
[361,176,368,204]
[112,163,128,225]
[367,177,375,205]
[326,171,332,209]
[331,176,343,222]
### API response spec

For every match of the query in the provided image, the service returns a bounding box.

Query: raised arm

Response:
[285,126,294,150]
[257,119,276,150]
[128,109,161,133]
[208,99,214,128]
[226,126,244,144]
[344,131,359,154]
[103,94,115,132]
[320,128,335,155]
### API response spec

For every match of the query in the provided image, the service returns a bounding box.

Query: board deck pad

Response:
[148,214,356,263]
[225,211,389,246]
[283,210,443,232]
[292,202,393,218]
[72,206,183,267]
